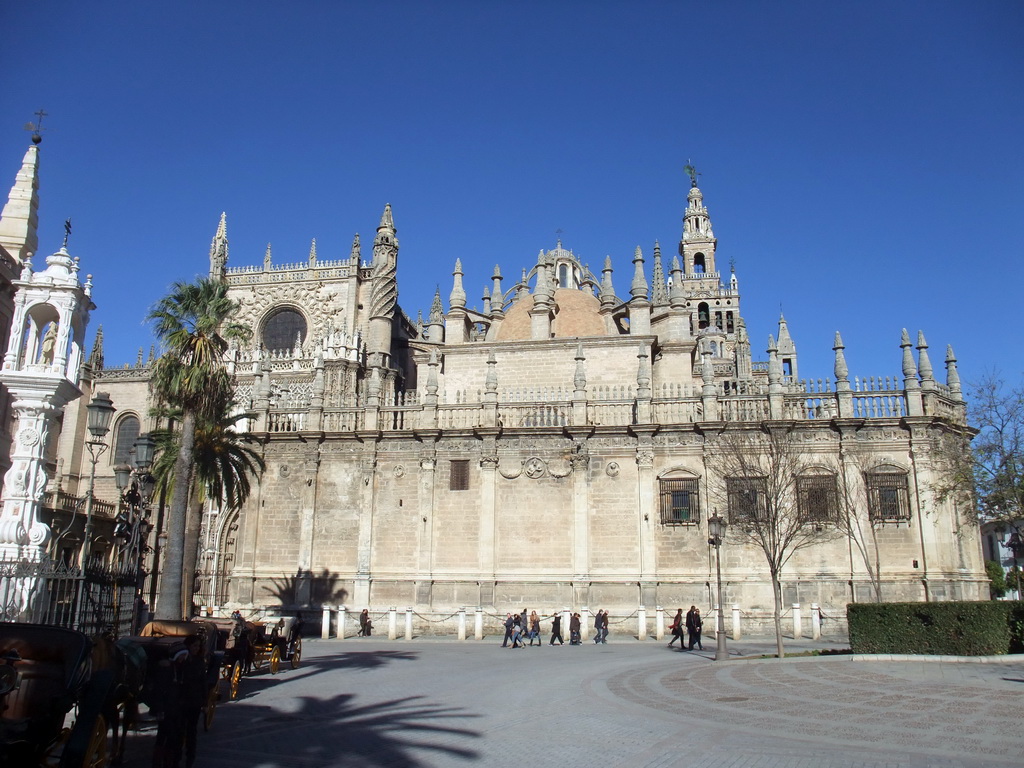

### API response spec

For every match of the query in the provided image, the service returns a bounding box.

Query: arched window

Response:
[263,308,308,353]
[114,415,140,465]
[865,466,911,522]
[697,303,710,329]
[693,253,706,273]
[558,264,569,289]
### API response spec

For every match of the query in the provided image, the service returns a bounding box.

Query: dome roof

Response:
[495,288,607,341]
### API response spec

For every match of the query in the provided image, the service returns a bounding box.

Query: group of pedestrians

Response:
[667,605,703,650]
[501,609,610,647]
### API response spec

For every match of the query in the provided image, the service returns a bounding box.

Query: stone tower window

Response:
[450,459,470,491]
[693,253,706,273]
[697,303,710,329]
[113,415,140,465]
[263,308,307,353]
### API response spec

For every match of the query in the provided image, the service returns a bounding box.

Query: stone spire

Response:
[490,265,504,317]
[651,241,668,308]
[916,331,934,388]
[264,243,272,270]
[900,328,919,381]
[449,259,466,309]
[89,325,104,370]
[349,233,361,264]
[945,345,962,397]
[208,212,228,280]
[372,203,398,269]
[629,246,648,300]
[0,144,40,262]
[669,255,684,308]
[776,313,797,380]
[901,328,923,416]
[368,205,398,367]
[308,238,317,266]
[599,255,616,308]
[833,331,849,386]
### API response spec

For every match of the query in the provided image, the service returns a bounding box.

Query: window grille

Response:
[727,477,768,522]
[866,471,910,522]
[113,416,140,465]
[450,459,470,491]
[263,308,308,353]
[659,478,700,525]
[797,474,838,523]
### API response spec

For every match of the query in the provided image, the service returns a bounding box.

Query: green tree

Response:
[985,559,1008,599]
[148,278,251,619]
[151,402,265,613]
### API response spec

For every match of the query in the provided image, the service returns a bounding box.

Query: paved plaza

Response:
[123,635,1024,768]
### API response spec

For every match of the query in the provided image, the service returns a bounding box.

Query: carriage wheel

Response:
[290,637,302,669]
[204,685,218,731]
[270,646,281,674]
[83,714,107,768]
[229,660,243,700]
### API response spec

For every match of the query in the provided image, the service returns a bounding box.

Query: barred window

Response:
[450,459,470,491]
[866,470,910,522]
[797,474,838,523]
[113,416,140,465]
[659,478,700,525]
[727,477,768,522]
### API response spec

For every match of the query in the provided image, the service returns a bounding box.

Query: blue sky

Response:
[2,1,1022,390]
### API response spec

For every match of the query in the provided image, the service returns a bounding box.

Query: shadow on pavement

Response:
[202,692,481,767]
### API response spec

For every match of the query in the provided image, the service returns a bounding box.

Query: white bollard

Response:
[474,607,484,640]
[458,608,467,640]
[562,609,571,643]
[580,606,589,642]
[388,607,397,639]
[637,606,647,641]
[338,606,347,640]
[792,603,802,639]
[811,603,821,640]
[731,604,741,640]
[655,605,665,641]
[321,606,332,639]
[405,607,413,640]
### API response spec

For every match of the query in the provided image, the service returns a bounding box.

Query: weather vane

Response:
[63,218,72,248]
[24,109,48,145]
[555,228,564,247]
[683,160,700,188]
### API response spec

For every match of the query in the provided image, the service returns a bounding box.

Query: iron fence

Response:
[0,556,143,637]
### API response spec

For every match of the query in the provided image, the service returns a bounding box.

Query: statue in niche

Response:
[40,323,58,364]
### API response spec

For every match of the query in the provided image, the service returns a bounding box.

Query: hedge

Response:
[847,601,1024,656]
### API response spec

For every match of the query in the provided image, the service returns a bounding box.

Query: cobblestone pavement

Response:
[120,636,1024,768]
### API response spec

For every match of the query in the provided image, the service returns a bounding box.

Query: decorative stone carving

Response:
[524,457,546,479]
[636,450,654,468]
[606,461,620,477]
[393,464,405,478]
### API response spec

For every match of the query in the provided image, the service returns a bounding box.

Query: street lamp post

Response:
[73,392,116,631]
[77,393,116,567]
[114,432,156,634]
[708,510,729,661]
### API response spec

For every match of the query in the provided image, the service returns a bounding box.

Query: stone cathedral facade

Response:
[19,151,983,624]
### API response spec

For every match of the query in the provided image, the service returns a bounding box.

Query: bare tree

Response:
[711,425,840,659]
[831,455,884,603]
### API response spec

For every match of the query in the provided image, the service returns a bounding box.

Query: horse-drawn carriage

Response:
[0,622,103,768]
[135,620,222,731]
[207,615,302,700]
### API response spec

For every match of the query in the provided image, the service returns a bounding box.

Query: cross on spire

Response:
[63,218,72,248]
[24,109,48,144]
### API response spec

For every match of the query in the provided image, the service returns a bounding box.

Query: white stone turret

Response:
[0,240,94,577]
[680,182,717,277]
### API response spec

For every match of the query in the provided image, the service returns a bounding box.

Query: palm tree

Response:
[148,278,251,619]
[150,401,265,613]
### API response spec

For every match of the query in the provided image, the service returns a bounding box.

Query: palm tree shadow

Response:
[232,651,420,700]
[263,568,349,609]
[204,692,481,766]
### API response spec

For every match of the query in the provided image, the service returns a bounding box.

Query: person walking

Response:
[510,616,524,648]
[686,605,703,651]
[594,609,608,644]
[528,611,541,646]
[358,609,373,637]
[668,608,684,647]
[549,613,564,645]
[569,612,581,645]
[501,613,514,647]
